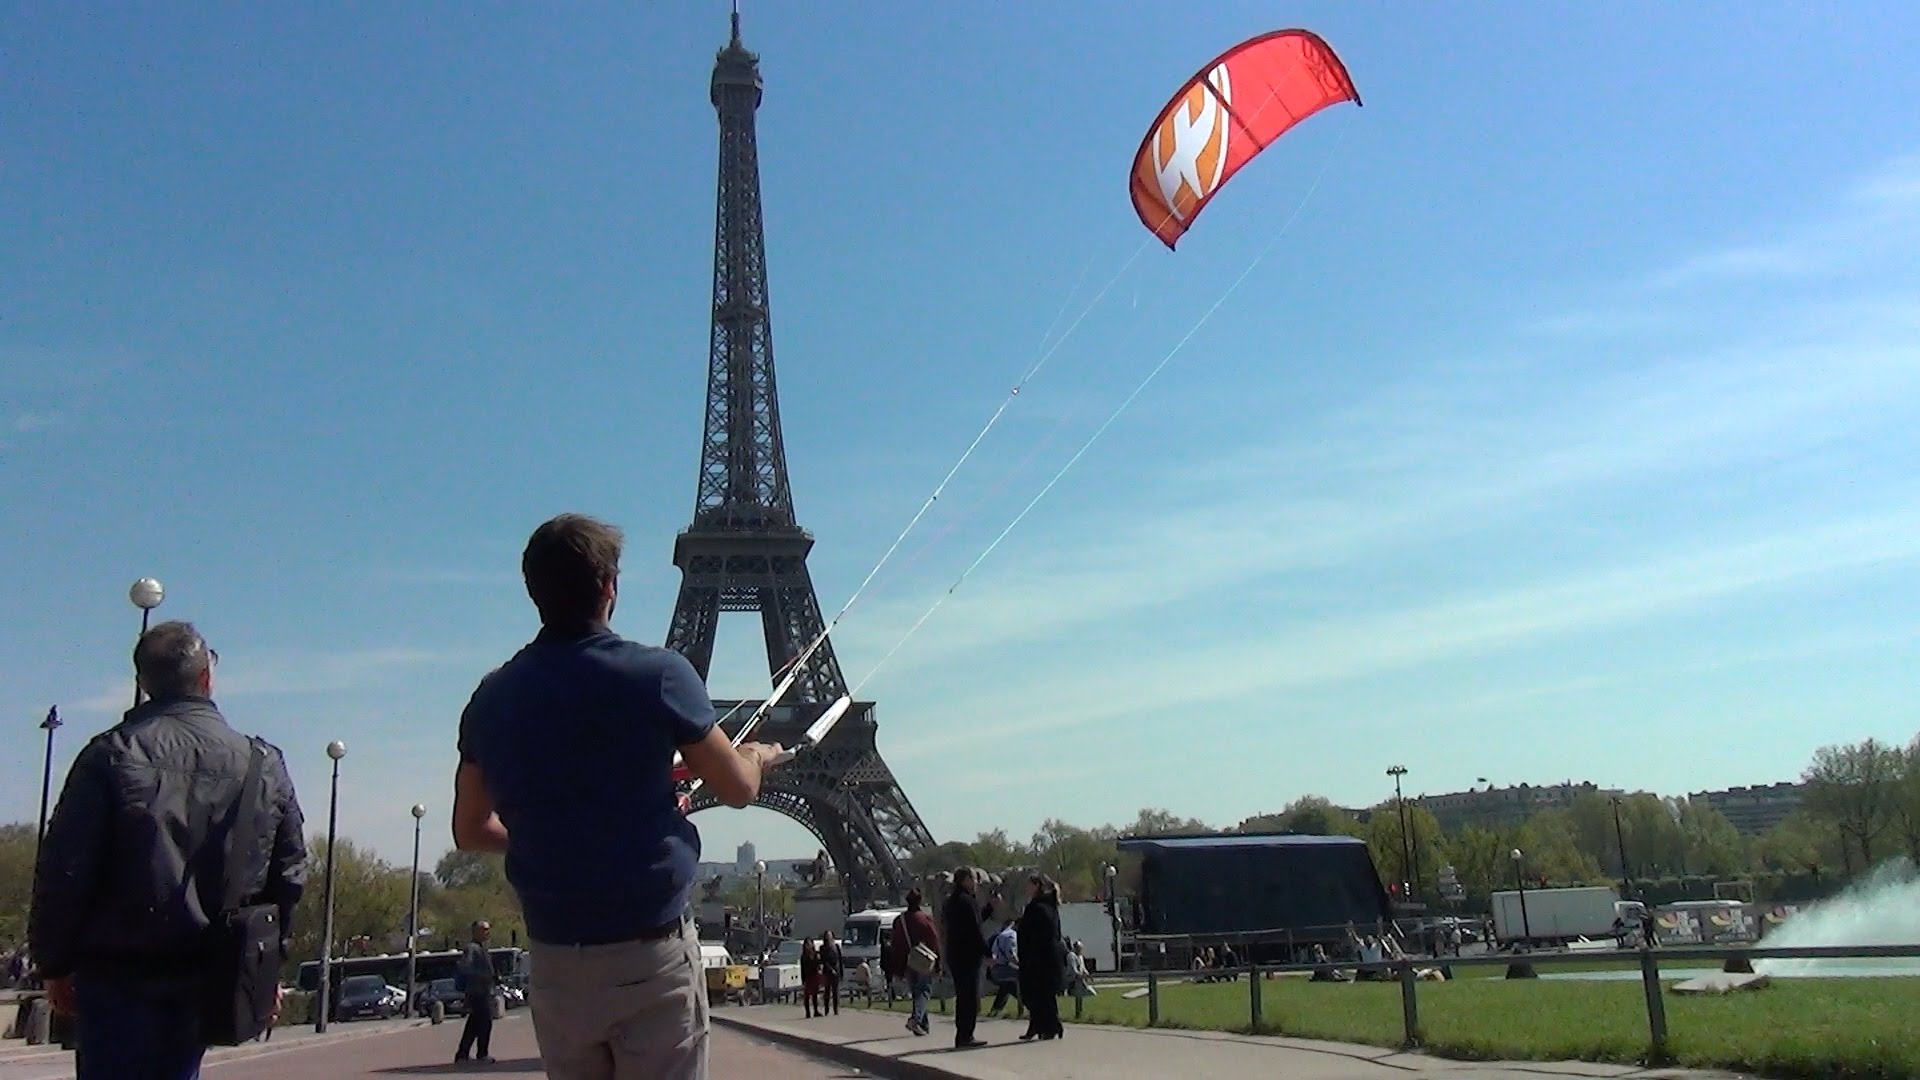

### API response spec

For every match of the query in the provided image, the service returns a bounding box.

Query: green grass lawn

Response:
[866,975,1920,1079]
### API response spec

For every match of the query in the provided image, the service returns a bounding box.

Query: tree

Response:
[1562,792,1682,880]
[906,841,975,878]
[1755,812,1839,878]
[1617,794,1687,879]
[1513,810,1604,886]
[1890,736,1920,864]
[1028,819,1120,901]
[1363,802,1448,900]
[1238,796,1363,837]
[0,824,36,946]
[289,836,413,964]
[423,848,522,950]
[963,829,1031,871]
[1675,800,1748,879]
[434,850,507,891]
[1802,739,1902,873]
[1119,808,1212,838]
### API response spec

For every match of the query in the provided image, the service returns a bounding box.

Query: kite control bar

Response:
[672,694,853,787]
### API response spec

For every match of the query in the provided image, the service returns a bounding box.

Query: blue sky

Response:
[6,2,1920,869]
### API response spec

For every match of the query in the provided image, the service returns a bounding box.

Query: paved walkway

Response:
[714,1004,1750,1080]
[0,1013,861,1079]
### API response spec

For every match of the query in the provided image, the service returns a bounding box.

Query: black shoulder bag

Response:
[202,741,283,1046]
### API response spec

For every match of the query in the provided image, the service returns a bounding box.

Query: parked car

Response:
[415,977,467,1017]
[334,974,404,1021]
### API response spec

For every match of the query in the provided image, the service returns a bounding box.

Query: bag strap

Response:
[219,740,268,914]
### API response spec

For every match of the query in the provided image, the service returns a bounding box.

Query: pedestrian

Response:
[987,919,1020,1017]
[940,868,992,1050]
[1066,941,1096,1002]
[1016,874,1065,1041]
[454,921,496,1064]
[818,932,842,1015]
[31,621,307,1079]
[887,889,941,1036]
[799,940,821,1019]
[452,514,787,1080]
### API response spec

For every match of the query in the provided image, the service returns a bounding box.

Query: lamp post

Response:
[1104,863,1121,973]
[406,803,427,1015]
[1610,796,1632,900]
[316,740,347,1033]
[754,860,767,958]
[128,578,165,707]
[1510,848,1532,946]
[36,707,62,842]
[1387,765,1414,904]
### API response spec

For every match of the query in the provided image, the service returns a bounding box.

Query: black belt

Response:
[533,915,686,948]
[635,918,684,942]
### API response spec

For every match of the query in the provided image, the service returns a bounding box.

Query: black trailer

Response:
[1117,833,1392,964]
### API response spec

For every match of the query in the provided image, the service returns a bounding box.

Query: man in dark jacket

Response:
[455,920,496,1064]
[940,868,992,1049]
[31,621,307,1079]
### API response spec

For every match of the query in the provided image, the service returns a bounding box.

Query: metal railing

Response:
[1078,942,1920,1065]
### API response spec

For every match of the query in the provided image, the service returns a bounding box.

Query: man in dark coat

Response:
[31,622,307,1079]
[940,868,992,1049]
[455,921,496,1064]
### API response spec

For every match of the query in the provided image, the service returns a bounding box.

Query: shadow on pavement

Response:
[372,1058,545,1075]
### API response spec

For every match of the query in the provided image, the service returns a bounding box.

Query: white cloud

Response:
[837,321,1920,681]
[886,505,1920,761]
[1648,153,1920,290]
[10,412,60,434]
[68,645,482,715]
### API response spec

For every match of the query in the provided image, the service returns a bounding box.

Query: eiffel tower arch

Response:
[668,13,934,910]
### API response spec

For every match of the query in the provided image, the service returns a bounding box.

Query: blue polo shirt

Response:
[457,624,716,946]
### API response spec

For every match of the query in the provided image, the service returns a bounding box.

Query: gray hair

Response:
[134,621,215,699]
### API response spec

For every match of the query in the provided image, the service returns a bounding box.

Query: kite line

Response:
[851,126,1351,695]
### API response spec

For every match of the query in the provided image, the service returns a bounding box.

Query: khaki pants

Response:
[528,920,709,1080]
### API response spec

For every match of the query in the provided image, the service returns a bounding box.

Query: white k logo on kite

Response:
[1150,63,1232,223]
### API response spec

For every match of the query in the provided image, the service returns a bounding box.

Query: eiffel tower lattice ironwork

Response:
[667,12,934,909]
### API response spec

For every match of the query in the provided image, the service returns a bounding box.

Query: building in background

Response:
[736,842,758,876]
[1418,781,1622,832]
[1690,782,1805,835]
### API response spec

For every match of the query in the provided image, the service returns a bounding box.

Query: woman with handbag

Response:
[891,888,942,1036]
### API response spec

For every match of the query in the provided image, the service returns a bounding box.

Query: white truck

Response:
[792,893,846,943]
[1491,886,1629,945]
[1058,901,1120,973]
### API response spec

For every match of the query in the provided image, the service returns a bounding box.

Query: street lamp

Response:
[406,803,427,1015]
[1510,848,1532,947]
[36,707,62,842]
[1387,765,1414,904]
[128,578,165,707]
[316,740,347,1033]
[1610,796,1632,900]
[1104,863,1121,973]
[754,860,767,958]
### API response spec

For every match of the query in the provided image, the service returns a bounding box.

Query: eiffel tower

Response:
[667,12,934,909]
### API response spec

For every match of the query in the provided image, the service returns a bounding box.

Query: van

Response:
[841,907,905,975]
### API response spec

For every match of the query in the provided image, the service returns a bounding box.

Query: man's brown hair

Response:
[521,514,623,627]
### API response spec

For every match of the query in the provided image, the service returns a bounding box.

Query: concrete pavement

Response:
[713,1004,1752,1080]
[0,1013,866,1079]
